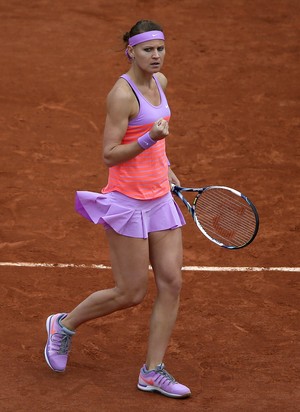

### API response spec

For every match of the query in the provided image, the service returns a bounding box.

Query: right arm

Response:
[102,81,169,168]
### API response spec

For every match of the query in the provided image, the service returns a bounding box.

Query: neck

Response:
[127,66,154,87]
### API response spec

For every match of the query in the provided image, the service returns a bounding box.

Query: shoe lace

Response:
[51,331,72,354]
[155,364,177,385]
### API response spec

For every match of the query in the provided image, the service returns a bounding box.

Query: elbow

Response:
[103,152,116,167]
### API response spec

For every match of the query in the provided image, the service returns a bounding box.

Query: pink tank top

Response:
[102,74,171,200]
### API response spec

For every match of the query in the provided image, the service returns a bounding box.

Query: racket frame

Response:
[171,184,259,249]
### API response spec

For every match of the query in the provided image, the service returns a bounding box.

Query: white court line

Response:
[0,262,299,272]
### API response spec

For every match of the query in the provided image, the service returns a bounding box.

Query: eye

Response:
[143,45,165,53]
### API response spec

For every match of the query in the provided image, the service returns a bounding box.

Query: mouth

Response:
[150,62,160,68]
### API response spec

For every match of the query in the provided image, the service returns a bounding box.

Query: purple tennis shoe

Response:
[44,313,75,372]
[138,363,191,398]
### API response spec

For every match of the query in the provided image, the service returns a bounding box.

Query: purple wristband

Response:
[137,132,157,150]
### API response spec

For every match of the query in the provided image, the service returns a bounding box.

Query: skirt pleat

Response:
[75,190,185,239]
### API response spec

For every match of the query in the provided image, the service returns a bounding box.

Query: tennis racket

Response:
[172,184,259,249]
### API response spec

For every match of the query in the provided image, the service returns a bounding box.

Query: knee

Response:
[117,286,147,308]
[170,276,182,296]
[159,272,182,297]
[128,287,147,306]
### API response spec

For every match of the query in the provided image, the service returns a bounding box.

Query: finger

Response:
[159,122,167,132]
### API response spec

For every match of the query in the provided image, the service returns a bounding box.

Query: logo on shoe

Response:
[141,376,154,386]
[50,317,58,335]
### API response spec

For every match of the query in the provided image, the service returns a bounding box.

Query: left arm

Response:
[156,73,181,187]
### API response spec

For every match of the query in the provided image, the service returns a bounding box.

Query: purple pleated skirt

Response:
[75,190,186,239]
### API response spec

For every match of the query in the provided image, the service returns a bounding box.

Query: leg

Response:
[45,229,150,372]
[146,228,183,370]
[62,229,149,330]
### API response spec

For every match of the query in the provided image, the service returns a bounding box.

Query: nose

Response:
[152,49,160,58]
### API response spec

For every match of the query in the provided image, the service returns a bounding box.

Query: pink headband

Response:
[128,30,165,47]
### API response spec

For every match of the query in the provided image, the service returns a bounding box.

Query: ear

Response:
[127,45,135,60]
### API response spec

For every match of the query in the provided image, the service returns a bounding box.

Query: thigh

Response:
[148,228,183,284]
[105,228,150,289]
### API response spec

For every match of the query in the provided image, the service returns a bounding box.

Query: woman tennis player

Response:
[44,19,191,399]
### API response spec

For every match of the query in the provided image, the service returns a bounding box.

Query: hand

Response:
[149,118,169,141]
[168,167,180,187]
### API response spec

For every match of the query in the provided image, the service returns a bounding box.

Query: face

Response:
[130,40,166,72]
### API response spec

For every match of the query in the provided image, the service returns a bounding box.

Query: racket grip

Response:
[137,132,157,150]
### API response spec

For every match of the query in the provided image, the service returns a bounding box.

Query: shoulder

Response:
[106,77,136,111]
[107,77,133,102]
[155,72,168,90]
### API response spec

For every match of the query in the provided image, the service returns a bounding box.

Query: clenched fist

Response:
[149,118,169,141]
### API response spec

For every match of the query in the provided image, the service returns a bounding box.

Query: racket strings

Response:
[194,189,257,247]
[199,200,255,232]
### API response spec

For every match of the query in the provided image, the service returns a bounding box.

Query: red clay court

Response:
[1,1,299,411]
